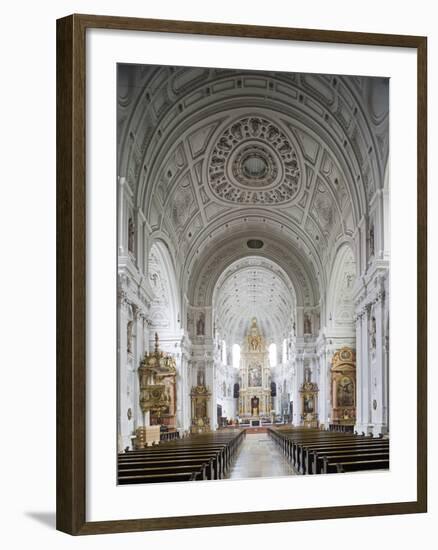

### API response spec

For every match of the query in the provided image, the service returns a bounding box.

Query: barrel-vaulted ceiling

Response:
[118,64,388,342]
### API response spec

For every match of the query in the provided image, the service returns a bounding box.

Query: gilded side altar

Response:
[190,384,211,434]
[330,347,356,426]
[135,333,177,448]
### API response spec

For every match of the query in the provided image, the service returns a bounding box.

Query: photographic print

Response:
[116,63,390,484]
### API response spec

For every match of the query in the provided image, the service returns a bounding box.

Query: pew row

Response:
[117,429,245,484]
[268,427,389,475]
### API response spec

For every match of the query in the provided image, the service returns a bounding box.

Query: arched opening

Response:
[327,243,357,333]
[269,343,277,367]
[221,340,227,365]
[232,344,241,369]
[147,240,180,336]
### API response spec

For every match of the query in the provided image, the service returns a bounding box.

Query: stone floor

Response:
[226,433,296,480]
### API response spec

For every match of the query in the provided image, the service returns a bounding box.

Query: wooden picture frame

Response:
[56,13,427,535]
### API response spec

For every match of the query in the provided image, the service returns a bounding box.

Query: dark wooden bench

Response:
[268,427,390,475]
[311,445,389,474]
[282,432,383,473]
[304,440,389,474]
[321,452,389,474]
[118,429,245,484]
[120,448,225,478]
[118,471,201,484]
[119,456,216,479]
[330,459,390,473]
[118,462,210,482]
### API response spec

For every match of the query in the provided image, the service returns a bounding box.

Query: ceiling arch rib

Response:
[186,225,320,310]
[181,213,327,301]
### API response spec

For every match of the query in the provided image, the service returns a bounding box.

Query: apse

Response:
[212,256,297,346]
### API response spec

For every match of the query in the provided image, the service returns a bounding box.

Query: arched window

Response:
[222,340,227,365]
[282,339,287,364]
[232,344,240,369]
[269,343,277,367]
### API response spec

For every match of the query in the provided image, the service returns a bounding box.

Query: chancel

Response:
[116,64,390,484]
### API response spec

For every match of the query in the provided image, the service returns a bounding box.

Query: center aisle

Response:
[225,432,296,479]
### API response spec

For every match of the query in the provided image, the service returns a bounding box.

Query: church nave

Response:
[116,62,390,484]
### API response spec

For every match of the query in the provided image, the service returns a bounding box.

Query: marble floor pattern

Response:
[226,433,296,479]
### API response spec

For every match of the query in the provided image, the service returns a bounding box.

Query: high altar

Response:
[238,318,272,424]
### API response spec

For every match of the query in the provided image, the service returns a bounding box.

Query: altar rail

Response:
[329,423,354,433]
[160,430,180,442]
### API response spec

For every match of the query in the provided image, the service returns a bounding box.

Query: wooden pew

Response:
[118,471,201,484]
[124,436,241,476]
[303,440,389,474]
[118,462,209,482]
[268,427,390,475]
[119,456,216,479]
[277,431,382,473]
[118,429,245,484]
[322,453,389,474]
[310,444,389,474]
[120,448,225,478]
[331,459,390,473]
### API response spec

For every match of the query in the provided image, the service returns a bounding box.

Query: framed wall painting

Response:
[56,14,427,535]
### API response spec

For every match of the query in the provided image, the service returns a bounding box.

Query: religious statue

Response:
[250,336,260,351]
[369,224,375,258]
[304,366,311,383]
[187,313,194,333]
[127,320,133,354]
[304,314,312,334]
[196,312,205,336]
[128,217,135,254]
[197,367,205,387]
[370,316,376,349]
[247,318,262,351]
[150,272,158,287]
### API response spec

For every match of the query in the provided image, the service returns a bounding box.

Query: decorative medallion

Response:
[207,116,302,204]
